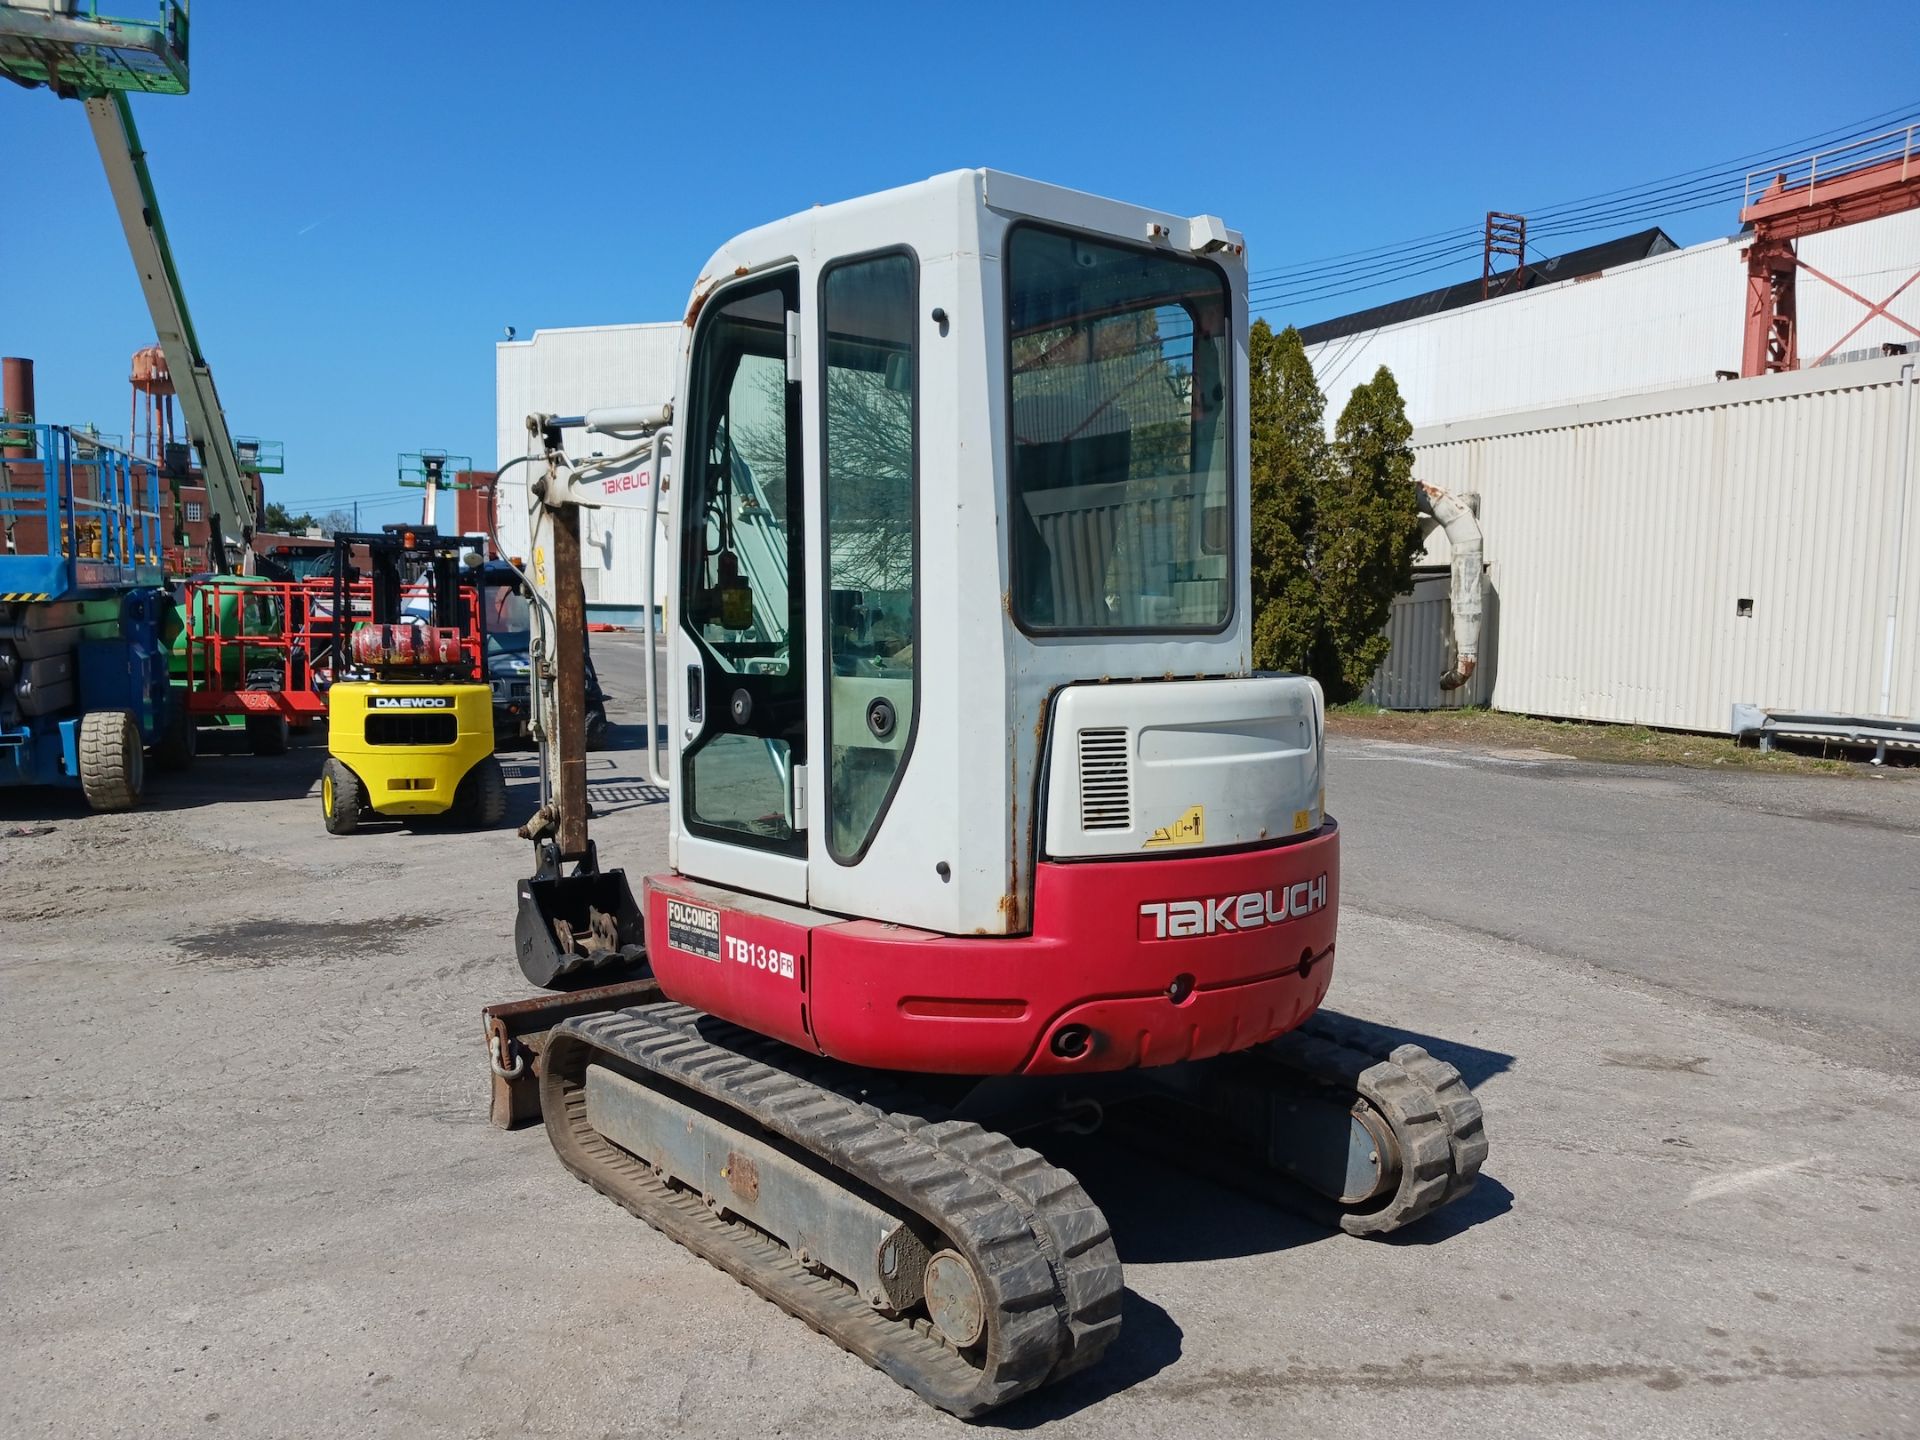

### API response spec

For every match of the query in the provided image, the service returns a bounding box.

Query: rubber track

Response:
[1263,1010,1488,1234]
[541,1003,1122,1417]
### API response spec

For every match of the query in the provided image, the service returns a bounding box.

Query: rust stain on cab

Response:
[683,267,748,328]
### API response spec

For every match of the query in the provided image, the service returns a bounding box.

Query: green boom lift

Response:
[0,1,263,574]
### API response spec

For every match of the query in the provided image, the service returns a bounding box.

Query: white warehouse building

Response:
[494,321,683,624]
[1300,207,1920,742]
[1301,208,1920,428]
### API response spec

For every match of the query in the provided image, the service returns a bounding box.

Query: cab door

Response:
[673,269,809,904]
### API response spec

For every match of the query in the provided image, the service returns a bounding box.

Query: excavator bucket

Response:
[514,848,646,988]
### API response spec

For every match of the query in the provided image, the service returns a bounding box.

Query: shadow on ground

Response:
[0,727,327,818]
[986,1289,1185,1429]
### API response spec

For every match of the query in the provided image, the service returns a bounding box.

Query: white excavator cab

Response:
[651,170,1322,939]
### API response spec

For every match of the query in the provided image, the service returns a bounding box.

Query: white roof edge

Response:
[496,320,682,350]
[1412,352,1918,447]
[1299,230,1746,351]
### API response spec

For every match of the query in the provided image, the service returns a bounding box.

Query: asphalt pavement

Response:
[2,636,1915,1439]
[1331,734,1920,1075]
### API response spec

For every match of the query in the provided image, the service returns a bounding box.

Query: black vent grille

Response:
[1077,726,1132,830]
[365,713,458,746]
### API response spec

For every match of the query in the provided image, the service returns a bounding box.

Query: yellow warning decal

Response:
[1144,805,1205,848]
[1293,809,1313,833]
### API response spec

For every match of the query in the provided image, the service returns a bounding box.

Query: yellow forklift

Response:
[319,526,505,835]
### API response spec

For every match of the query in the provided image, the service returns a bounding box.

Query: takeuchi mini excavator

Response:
[493,170,1487,1418]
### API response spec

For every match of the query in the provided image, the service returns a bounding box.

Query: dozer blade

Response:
[540,1002,1123,1418]
[481,977,664,1129]
[515,860,646,988]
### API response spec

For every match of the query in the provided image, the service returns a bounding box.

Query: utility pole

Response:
[1482,212,1527,300]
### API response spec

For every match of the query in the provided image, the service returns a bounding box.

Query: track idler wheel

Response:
[1263,1015,1488,1236]
[923,1250,986,1351]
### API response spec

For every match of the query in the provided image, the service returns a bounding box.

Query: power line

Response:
[274,487,413,508]
[1250,100,1919,283]
[1517,100,1920,220]
[1246,99,1920,302]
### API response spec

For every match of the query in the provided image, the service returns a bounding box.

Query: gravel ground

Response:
[2,640,1915,1439]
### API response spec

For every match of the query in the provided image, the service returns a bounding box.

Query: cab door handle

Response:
[684,663,704,740]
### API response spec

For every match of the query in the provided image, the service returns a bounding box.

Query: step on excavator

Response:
[483,170,1488,1418]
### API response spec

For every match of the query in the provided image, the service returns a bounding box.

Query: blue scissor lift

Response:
[0,423,185,810]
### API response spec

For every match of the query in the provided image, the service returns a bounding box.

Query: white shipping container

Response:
[1411,356,1920,733]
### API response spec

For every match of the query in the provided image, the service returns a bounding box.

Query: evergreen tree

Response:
[1315,367,1424,698]
[1247,322,1323,673]
[1248,336,1425,701]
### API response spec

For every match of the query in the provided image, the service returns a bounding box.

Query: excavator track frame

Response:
[541,1003,1123,1418]
[1111,1010,1488,1235]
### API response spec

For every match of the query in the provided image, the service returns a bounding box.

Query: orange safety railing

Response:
[178,578,483,718]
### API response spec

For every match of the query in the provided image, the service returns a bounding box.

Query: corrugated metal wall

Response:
[1303,208,1920,429]
[494,323,682,616]
[1363,568,1497,709]
[1411,357,1920,732]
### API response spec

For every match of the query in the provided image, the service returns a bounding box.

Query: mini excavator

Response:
[486,171,1488,1417]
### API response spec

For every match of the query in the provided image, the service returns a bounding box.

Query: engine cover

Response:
[1043,675,1325,860]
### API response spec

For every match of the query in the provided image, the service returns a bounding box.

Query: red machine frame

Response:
[642,820,1341,1077]
[176,577,483,719]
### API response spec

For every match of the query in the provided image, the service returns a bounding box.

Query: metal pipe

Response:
[1418,482,1484,690]
[3,357,35,460]
[481,450,552,811]
[640,430,671,788]
[560,403,672,436]
[1881,359,1917,717]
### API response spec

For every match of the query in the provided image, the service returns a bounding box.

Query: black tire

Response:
[247,712,290,757]
[584,703,609,751]
[459,754,507,827]
[78,710,143,813]
[320,757,364,835]
[153,695,196,771]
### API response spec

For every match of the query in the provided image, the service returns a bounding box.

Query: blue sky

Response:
[3,0,1914,524]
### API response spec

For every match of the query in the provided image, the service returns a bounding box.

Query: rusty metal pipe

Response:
[3,357,35,460]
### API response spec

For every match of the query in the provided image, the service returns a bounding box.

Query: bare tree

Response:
[740,367,912,591]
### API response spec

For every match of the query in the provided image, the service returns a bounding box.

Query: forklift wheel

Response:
[459,754,508,828]
[247,713,290,757]
[585,704,609,751]
[321,758,364,835]
[78,710,143,813]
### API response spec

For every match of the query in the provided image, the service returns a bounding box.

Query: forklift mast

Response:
[329,526,483,681]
